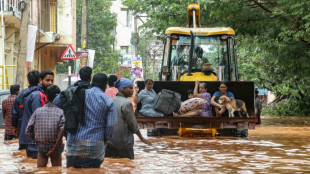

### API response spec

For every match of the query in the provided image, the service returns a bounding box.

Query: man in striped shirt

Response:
[2,85,20,140]
[66,73,118,168]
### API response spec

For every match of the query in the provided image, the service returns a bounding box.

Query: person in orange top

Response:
[105,75,118,98]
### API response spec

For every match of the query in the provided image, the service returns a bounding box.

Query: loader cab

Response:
[161,28,238,82]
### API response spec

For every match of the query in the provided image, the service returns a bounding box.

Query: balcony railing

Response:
[1,0,21,17]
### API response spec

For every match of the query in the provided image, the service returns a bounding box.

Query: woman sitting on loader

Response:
[211,82,235,117]
[173,80,212,117]
[138,79,164,117]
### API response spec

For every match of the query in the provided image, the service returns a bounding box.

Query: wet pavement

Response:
[1,117,310,173]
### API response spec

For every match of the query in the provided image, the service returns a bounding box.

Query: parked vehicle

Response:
[0,90,11,128]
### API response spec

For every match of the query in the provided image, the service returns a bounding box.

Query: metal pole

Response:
[68,61,71,86]
[1,0,6,89]
[192,9,196,29]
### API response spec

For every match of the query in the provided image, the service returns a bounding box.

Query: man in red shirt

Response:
[2,85,20,140]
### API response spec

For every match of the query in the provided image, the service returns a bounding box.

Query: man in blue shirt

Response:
[19,70,54,158]
[66,73,118,168]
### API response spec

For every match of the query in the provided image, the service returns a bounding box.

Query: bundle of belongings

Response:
[153,89,181,115]
[179,98,207,112]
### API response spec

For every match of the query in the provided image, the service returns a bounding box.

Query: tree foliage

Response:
[78,0,121,74]
[57,0,120,74]
[123,0,310,116]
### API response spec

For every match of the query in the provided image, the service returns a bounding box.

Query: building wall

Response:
[110,0,144,56]
[30,0,39,25]
[35,0,76,84]
[0,10,20,89]
[4,28,18,87]
[55,0,76,48]
[0,0,75,89]
[0,18,6,89]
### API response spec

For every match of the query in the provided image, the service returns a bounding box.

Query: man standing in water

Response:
[19,70,54,159]
[105,78,152,159]
[12,70,40,149]
[53,66,92,107]
[26,85,64,167]
[66,73,117,168]
[3,85,20,140]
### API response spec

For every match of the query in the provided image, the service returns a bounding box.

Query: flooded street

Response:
[1,118,310,173]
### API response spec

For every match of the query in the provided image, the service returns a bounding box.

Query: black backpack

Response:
[59,84,88,134]
[11,86,40,128]
[153,89,181,115]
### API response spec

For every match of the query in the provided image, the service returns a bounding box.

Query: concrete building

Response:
[146,39,164,80]
[0,0,76,89]
[110,0,141,58]
[110,1,164,80]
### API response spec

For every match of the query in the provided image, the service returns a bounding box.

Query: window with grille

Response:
[41,0,57,32]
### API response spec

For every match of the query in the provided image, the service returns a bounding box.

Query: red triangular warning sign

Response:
[61,45,78,60]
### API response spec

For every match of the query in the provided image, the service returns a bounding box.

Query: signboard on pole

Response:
[122,55,133,67]
[87,49,95,68]
[61,45,78,60]
[131,57,143,80]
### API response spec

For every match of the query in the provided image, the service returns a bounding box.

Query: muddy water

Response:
[1,123,310,173]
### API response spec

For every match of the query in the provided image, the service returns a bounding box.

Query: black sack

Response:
[59,84,87,134]
[153,89,181,115]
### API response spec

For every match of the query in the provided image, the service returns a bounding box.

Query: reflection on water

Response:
[1,126,310,173]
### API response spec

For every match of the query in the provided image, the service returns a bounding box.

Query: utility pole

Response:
[134,14,139,58]
[69,0,87,86]
[81,0,87,49]
[16,0,31,87]
[152,52,156,81]
[75,0,87,80]
[145,41,149,79]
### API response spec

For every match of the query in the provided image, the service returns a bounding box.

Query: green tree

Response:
[78,0,121,74]
[57,0,121,74]
[120,67,131,79]
[123,0,310,116]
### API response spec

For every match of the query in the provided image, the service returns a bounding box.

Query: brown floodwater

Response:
[1,119,310,173]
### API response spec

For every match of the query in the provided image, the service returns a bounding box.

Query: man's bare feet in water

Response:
[173,112,179,117]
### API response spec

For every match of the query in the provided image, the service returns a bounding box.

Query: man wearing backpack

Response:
[12,70,40,150]
[66,73,117,168]
[52,66,92,137]
[53,66,92,108]
[19,70,54,159]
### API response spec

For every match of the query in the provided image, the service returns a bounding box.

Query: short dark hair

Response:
[27,70,40,86]
[91,73,107,90]
[200,82,207,89]
[255,89,259,95]
[10,85,20,95]
[219,81,228,87]
[79,66,92,81]
[187,89,194,95]
[46,85,60,102]
[144,79,153,84]
[108,75,117,87]
[40,70,54,80]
